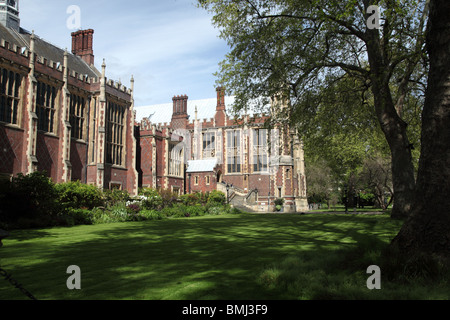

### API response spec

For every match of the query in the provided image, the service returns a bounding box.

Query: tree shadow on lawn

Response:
[0,214,404,300]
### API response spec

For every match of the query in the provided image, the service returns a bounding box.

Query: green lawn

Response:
[0,213,448,300]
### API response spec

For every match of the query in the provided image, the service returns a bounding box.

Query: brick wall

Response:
[0,125,23,175]
[188,171,216,194]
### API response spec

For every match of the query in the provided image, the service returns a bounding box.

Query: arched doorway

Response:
[216,170,223,183]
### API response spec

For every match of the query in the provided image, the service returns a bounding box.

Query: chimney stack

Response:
[172,95,188,115]
[216,87,225,111]
[71,29,95,66]
[171,95,189,130]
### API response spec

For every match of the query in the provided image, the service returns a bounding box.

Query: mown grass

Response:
[0,213,448,300]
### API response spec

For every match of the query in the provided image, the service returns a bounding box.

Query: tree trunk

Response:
[391,0,450,261]
[365,29,417,219]
[384,115,416,219]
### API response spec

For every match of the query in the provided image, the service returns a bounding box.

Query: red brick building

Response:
[0,2,138,194]
[0,1,308,212]
[136,87,309,212]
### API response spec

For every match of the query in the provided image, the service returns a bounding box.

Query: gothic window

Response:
[0,67,21,125]
[169,142,183,177]
[106,101,126,166]
[226,129,241,173]
[69,93,86,140]
[252,129,268,172]
[36,81,57,133]
[202,131,215,158]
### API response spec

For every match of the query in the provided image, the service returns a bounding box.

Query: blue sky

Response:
[19,0,229,107]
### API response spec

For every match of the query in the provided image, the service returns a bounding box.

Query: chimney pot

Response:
[71,29,95,66]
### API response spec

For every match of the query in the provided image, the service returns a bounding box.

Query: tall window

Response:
[226,129,241,173]
[202,131,215,158]
[106,101,125,166]
[0,67,21,125]
[36,81,57,133]
[252,129,268,172]
[69,93,86,140]
[169,143,183,177]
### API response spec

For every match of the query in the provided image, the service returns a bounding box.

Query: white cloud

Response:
[18,0,228,106]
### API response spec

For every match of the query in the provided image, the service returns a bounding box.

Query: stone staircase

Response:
[218,183,258,212]
[229,193,257,212]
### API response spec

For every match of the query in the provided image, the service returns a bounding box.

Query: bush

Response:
[3,172,60,226]
[60,208,94,226]
[180,193,203,206]
[140,188,163,210]
[207,190,226,206]
[126,203,141,214]
[139,209,163,220]
[159,189,179,208]
[109,203,129,222]
[160,205,181,218]
[185,204,207,217]
[56,181,104,210]
[207,205,230,215]
[104,188,130,207]
[230,207,243,214]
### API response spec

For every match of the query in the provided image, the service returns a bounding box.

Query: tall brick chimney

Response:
[216,87,225,111]
[171,95,189,130]
[71,29,95,66]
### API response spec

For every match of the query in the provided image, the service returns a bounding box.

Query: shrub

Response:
[274,198,285,211]
[104,188,130,207]
[7,172,60,224]
[56,181,103,210]
[180,193,203,206]
[230,207,243,214]
[185,204,207,217]
[207,206,229,215]
[60,208,94,226]
[109,203,129,222]
[159,189,179,208]
[207,190,226,206]
[140,188,163,210]
[139,209,163,220]
[126,203,141,214]
[160,205,181,218]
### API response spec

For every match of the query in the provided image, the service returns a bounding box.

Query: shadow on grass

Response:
[3,213,433,300]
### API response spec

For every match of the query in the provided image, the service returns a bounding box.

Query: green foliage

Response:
[139,209,164,221]
[55,181,104,210]
[1,173,241,229]
[3,172,60,224]
[180,192,207,206]
[159,189,180,208]
[207,190,226,206]
[140,188,163,210]
[59,208,94,226]
[109,203,129,222]
[103,188,130,207]
[184,204,207,217]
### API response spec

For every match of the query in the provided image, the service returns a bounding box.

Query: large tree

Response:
[391,0,450,262]
[199,0,429,218]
